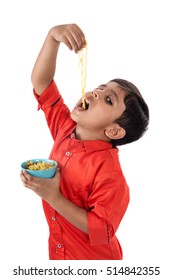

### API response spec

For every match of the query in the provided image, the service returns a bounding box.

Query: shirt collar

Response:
[82,139,115,152]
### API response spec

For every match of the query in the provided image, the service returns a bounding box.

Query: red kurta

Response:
[34,81,130,260]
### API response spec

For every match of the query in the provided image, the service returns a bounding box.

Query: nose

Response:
[91,91,98,99]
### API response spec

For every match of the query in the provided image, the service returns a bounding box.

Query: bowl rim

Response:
[21,158,58,171]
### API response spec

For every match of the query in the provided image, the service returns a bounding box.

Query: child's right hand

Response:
[31,23,86,95]
[50,23,87,53]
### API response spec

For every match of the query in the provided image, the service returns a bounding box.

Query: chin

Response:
[70,110,78,122]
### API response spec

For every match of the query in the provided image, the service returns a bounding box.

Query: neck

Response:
[75,125,110,142]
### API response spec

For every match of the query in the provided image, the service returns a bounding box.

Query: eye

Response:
[105,96,112,105]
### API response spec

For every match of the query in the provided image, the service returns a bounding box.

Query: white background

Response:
[0,0,172,279]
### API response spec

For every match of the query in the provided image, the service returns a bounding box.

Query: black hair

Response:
[110,79,149,146]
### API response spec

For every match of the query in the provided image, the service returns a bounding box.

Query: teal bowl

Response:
[21,158,58,178]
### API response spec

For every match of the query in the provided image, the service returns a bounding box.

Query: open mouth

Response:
[77,99,89,111]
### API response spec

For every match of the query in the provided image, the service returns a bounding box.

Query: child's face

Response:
[70,82,127,141]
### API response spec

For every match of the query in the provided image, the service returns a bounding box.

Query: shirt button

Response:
[52,217,56,221]
[57,243,62,248]
[65,151,71,156]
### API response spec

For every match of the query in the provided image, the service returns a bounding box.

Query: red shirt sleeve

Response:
[87,171,129,246]
[33,80,72,140]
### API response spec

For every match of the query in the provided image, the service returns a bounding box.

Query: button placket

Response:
[56,242,64,257]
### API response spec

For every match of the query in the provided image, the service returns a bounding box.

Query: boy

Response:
[20,24,149,260]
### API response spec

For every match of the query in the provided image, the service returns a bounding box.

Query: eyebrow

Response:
[98,84,119,101]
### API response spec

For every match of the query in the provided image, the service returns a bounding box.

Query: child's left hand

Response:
[20,170,61,204]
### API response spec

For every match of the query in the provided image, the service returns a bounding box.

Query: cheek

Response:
[87,111,111,128]
[91,106,111,121]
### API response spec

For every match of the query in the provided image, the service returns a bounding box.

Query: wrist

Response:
[48,191,64,210]
[49,27,60,45]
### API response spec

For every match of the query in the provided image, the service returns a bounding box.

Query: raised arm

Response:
[31,24,86,95]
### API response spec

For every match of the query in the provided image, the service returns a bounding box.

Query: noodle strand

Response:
[79,43,88,109]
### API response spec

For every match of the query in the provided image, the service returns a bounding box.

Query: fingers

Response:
[20,169,61,202]
[20,170,35,189]
[68,24,86,53]
[53,24,87,53]
[20,169,60,191]
[20,170,44,190]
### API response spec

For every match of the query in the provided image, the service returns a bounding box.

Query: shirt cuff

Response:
[33,80,60,110]
[88,211,114,246]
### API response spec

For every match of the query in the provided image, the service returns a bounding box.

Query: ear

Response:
[104,124,126,140]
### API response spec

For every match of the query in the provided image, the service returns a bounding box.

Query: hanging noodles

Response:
[79,43,88,109]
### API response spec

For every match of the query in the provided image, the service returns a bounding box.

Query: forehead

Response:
[104,81,127,99]
[105,81,123,90]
